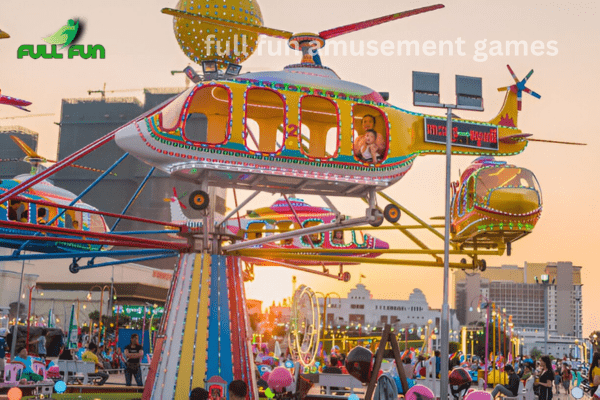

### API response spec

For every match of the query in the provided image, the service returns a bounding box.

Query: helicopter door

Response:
[181,86,231,145]
[352,105,388,164]
[245,88,286,154]
[299,96,339,159]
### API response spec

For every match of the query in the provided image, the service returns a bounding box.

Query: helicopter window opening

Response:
[331,230,346,245]
[88,214,105,233]
[247,222,266,240]
[160,87,194,130]
[64,212,74,229]
[301,220,323,246]
[244,88,286,154]
[352,104,388,164]
[299,96,339,159]
[8,200,22,221]
[353,230,366,246]
[185,113,209,143]
[466,178,476,210]
[182,86,230,145]
[37,207,49,224]
[277,221,295,245]
[475,167,540,205]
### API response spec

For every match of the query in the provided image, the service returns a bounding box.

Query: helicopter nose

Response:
[374,238,390,250]
[486,188,540,215]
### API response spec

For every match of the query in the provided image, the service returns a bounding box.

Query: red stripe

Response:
[228,258,243,380]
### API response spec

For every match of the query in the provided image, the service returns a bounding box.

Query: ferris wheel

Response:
[288,285,321,366]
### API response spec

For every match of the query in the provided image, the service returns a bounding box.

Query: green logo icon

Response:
[17,18,105,60]
[43,19,79,49]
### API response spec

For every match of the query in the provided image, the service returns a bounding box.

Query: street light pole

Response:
[412,71,484,400]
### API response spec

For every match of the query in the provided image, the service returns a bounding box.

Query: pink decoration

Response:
[267,367,294,393]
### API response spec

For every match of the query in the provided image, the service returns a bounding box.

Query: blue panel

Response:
[206,255,220,379]
[218,255,233,383]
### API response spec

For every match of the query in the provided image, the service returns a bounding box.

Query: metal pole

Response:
[98,289,104,346]
[484,304,490,390]
[440,105,453,400]
[26,286,33,351]
[544,283,548,355]
[10,260,26,360]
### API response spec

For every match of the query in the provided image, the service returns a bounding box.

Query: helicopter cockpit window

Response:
[301,220,323,246]
[475,167,542,205]
[245,88,286,154]
[181,86,231,145]
[352,105,388,164]
[299,96,339,159]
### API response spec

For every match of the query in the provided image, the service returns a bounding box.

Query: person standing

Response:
[36,332,47,362]
[124,333,144,386]
[535,356,555,400]
[561,363,572,394]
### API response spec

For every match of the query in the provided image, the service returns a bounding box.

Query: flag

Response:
[48,308,54,328]
[360,274,366,278]
[67,304,78,349]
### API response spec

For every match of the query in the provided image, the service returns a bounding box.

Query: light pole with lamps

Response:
[412,70,485,400]
[316,291,341,349]
[87,285,111,346]
[26,284,41,351]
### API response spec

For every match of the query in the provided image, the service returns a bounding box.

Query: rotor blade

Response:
[527,138,586,146]
[68,163,118,176]
[10,135,43,159]
[523,87,541,99]
[497,86,512,92]
[161,8,293,40]
[0,158,23,162]
[0,29,10,39]
[523,69,534,83]
[506,65,520,84]
[318,4,445,40]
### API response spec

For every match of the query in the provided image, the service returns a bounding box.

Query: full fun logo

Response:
[17,19,105,59]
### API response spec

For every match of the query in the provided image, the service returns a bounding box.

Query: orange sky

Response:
[1,1,598,334]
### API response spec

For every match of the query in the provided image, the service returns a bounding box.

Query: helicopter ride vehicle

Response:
[450,157,543,256]
[113,3,534,220]
[166,190,389,280]
[0,88,31,111]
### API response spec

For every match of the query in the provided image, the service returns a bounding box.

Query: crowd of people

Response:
[0,330,146,387]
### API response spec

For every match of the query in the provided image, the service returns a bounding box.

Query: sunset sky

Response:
[1,1,598,334]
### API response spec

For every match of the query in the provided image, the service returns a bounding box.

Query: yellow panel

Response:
[174,254,207,398]
[192,254,211,389]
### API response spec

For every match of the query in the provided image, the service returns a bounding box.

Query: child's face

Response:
[365,131,375,144]
[362,117,375,130]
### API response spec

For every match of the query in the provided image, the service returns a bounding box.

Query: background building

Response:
[454,261,583,357]
[0,127,39,178]
[319,283,461,347]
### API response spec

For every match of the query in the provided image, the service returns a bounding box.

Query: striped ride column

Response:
[143,253,257,400]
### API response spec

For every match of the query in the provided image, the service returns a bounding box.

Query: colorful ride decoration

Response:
[143,253,257,400]
[287,285,320,367]
[450,157,542,251]
[0,175,109,253]
[171,0,264,68]
[0,88,31,111]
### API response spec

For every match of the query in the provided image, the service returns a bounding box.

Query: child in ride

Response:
[361,129,379,164]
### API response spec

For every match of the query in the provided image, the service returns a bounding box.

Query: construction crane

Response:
[0,113,54,120]
[88,83,144,100]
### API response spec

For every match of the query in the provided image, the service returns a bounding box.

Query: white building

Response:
[319,283,461,344]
